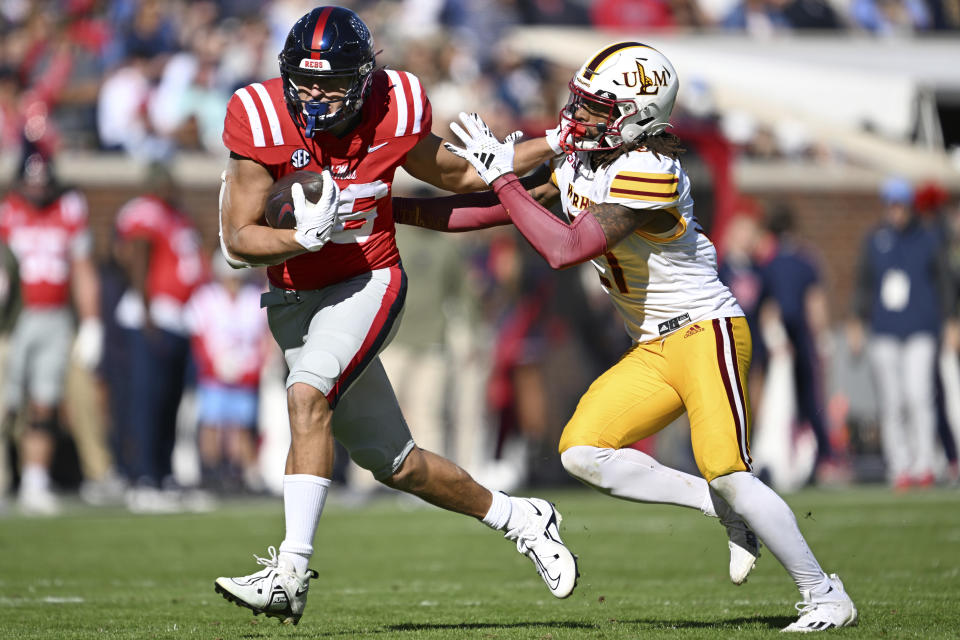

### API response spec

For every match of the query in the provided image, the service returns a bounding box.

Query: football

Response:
[262,170,326,229]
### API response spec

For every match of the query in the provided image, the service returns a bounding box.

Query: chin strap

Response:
[302,102,331,137]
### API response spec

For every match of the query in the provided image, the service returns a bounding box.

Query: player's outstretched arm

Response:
[442,111,641,268]
[393,167,554,232]
[493,176,645,269]
[219,156,308,267]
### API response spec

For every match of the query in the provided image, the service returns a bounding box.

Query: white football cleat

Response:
[215,546,317,625]
[714,495,760,584]
[18,485,60,516]
[505,497,579,598]
[782,574,858,633]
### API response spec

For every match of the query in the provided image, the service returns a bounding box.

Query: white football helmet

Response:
[559,42,679,153]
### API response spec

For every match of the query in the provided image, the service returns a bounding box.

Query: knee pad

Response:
[560,445,607,485]
[708,470,754,503]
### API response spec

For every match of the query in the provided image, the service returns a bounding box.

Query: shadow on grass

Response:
[381,615,796,633]
[232,614,797,638]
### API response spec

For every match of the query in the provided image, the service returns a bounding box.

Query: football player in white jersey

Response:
[432,42,857,632]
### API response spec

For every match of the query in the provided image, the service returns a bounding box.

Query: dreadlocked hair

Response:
[592,132,686,169]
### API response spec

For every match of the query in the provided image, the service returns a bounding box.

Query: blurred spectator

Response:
[850,0,932,33]
[0,67,22,152]
[516,0,591,24]
[723,0,842,32]
[474,232,555,491]
[758,203,843,483]
[722,0,793,33]
[185,253,268,494]
[218,14,275,89]
[941,195,960,482]
[150,25,230,153]
[850,177,954,489]
[591,0,679,30]
[380,224,466,462]
[96,45,171,159]
[718,209,767,399]
[915,181,960,482]
[0,145,101,515]
[0,230,21,509]
[107,0,178,65]
[112,163,206,510]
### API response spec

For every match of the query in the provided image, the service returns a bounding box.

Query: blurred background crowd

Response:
[0,0,959,516]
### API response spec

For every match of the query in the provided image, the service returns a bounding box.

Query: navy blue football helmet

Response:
[278,6,376,136]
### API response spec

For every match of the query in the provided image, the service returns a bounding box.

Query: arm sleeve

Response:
[492,174,608,269]
[392,191,510,232]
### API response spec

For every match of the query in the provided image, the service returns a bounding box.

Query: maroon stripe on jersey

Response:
[327,264,406,408]
[614,174,678,184]
[609,187,679,198]
[725,317,752,464]
[712,319,749,468]
[309,7,333,59]
[606,253,628,293]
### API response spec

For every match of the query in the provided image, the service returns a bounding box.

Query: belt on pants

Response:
[260,288,303,308]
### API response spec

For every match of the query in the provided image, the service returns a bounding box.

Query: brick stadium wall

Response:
[745,190,884,324]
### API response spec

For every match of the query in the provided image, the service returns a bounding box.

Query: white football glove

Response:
[72,317,103,370]
[292,169,340,252]
[544,123,565,156]
[443,112,523,185]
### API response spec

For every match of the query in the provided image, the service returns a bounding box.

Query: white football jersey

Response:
[552,148,742,342]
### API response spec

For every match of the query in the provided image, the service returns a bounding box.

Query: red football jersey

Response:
[222,68,433,291]
[0,190,90,308]
[115,196,206,304]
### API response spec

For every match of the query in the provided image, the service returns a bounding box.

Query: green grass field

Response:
[1,486,958,639]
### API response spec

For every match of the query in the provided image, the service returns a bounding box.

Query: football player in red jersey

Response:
[213,7,577,624]
[0,146,101,515]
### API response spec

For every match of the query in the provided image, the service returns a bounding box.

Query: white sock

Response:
[21,465,50,491]
[481,489,512,530]
[561,445,713,512]
[710,472,830,593]
[278,474,330,574]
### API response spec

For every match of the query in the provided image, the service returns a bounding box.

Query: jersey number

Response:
[330,181,389,245]
[598,252,629,294]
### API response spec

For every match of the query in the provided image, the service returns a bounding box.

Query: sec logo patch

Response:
[291,149,311,168]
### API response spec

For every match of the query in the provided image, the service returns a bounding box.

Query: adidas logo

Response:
[683,324,703,338]
[475,152,495,169]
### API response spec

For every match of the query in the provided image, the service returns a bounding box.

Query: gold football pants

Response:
[558,316,752,482]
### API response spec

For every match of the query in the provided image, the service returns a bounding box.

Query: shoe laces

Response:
[794,589,831,617]
[253,546,280,570]
[794,598,818,616]
[253,546,318,582]
[505,523,540,554]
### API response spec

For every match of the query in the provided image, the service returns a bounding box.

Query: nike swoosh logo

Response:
[368,142,388,153]
[532,552,562,590]
[294,587,308,597]
[524,499,543,516]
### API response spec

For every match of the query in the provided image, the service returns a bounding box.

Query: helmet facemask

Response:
[279,59,374,136]
[558,80,645,154]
